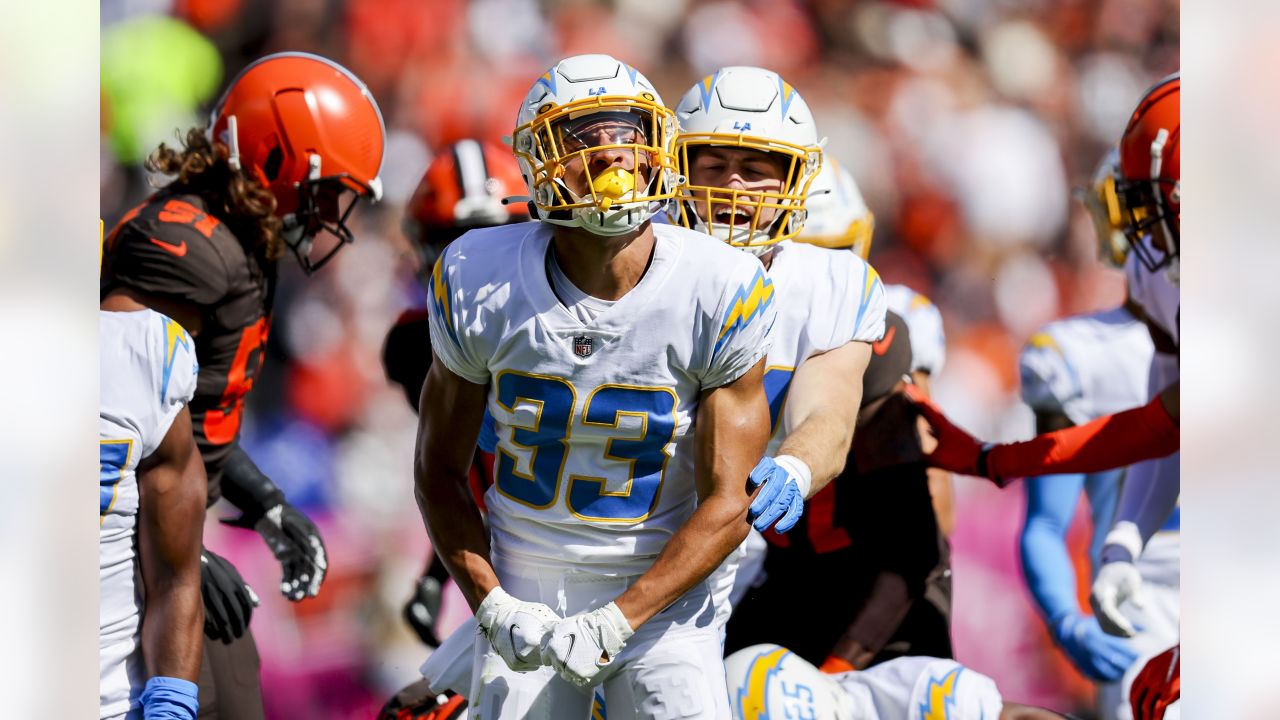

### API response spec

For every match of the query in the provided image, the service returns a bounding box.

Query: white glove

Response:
[1090,560,1148,638]
[475,587,559,672]
[539,602,634,687]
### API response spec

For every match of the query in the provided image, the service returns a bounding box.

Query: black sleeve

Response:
[220,445,286,524]
[382,310,434,414]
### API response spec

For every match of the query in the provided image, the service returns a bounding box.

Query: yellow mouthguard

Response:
[592,167,635,211]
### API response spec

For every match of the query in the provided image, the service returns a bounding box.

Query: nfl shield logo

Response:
[573,335,594,358]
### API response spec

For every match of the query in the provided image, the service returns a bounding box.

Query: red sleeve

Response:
[989,395,1178,482]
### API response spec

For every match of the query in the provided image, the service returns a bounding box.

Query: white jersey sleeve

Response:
[426,236,494,385]
[99,309,198,719]
[702,262,776,389]
[1018,307,1154,426]
[1019,331,1084,421]
[846,258,887,345]
[884,283,946,375]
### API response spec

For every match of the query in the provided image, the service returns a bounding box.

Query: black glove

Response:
[223,502,328,601]
[220,446,328,601]
[403,574,444,645]
[378,680,466,720]
[201,549,259,645]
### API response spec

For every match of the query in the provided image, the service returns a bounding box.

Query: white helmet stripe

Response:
[452,139,491,202]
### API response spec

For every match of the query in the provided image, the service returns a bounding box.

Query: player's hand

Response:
[404,574,444,646]
[1052,613,1140,681]
[201,550,260,644]
[475,587,559,672]
[902,385,998,484]
[539,602,634,687]
[225,502,328,601]
[1090,559,1148,638]
[1130,644,1180,720]
[747,455,811,533]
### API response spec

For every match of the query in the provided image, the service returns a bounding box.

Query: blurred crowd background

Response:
[100,0,1178,716]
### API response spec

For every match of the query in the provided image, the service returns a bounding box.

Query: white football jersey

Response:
[835,656,1004,720]
[1019,306,1154,426]
[1125,239,1180,349]
[762,241,887,455]
[710,241,886,629]
[883,284,946,375]
[99,310,198,719]
[428,222,775,575]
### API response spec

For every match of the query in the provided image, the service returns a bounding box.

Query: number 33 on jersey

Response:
[426,222,776,574]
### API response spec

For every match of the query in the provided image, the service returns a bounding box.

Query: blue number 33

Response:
[494,371,677,523]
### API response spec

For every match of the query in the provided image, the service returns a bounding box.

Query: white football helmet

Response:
[1080,147,1130,268]
[511,54,679,236]
[674,66,824,254]
[724,644,854,720]
[797,157,875,259]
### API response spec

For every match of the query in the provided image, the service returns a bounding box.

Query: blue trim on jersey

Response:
[477,410,498,454]
[852,267,882,335]
[1161,505,1180,532]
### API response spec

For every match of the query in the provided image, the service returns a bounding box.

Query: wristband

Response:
[773,454,813,499]
[141,676,199,720]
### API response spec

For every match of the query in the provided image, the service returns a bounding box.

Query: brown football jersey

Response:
[102,191,276,498]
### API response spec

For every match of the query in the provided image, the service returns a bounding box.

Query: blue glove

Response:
[141,676,199,720]
[1052,613,1140,682]
[747,455,812,533]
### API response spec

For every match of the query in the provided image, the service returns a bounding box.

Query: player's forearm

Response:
[141,576,203,682]
[220,445,285,521]
[779,406,856,498]
[415,468,497,613]
[1020,520,1084,624]
[613,493,751,629]
[987,395,1178,479]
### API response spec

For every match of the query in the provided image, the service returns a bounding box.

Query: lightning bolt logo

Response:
[159,315,194,404]
[736,647,790,720]
[715,268,775,357]
[430,255,460,346]
[919,666,962,720]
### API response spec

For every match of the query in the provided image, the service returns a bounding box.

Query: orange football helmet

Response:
[209,52,386,273]
[404,139,529,271]
[1117,72,1179,276]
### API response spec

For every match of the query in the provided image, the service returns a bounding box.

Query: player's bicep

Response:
[416,353,489,480]
[782,340,870,432]
[137,408,207,583]
[694,358,769,502]
[102,286,204,336]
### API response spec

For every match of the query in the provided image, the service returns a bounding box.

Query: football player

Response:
[100,52,386,718]
[100,309,205,719]
[722,154,951,668]
[1019,150,1180,720]
[724,643,1066,719]
[417,54,774,718]
[670,67,885,633]
[797,158,954,536]
[907,74,1180,489]
[382,138,529,645]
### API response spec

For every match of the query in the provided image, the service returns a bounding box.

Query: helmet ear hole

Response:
[263,146,284,182]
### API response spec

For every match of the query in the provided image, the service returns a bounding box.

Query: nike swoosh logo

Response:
[509,624,521,654]
[150,237,188,257]
[871,325,896,356]
[565,632,576,659]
